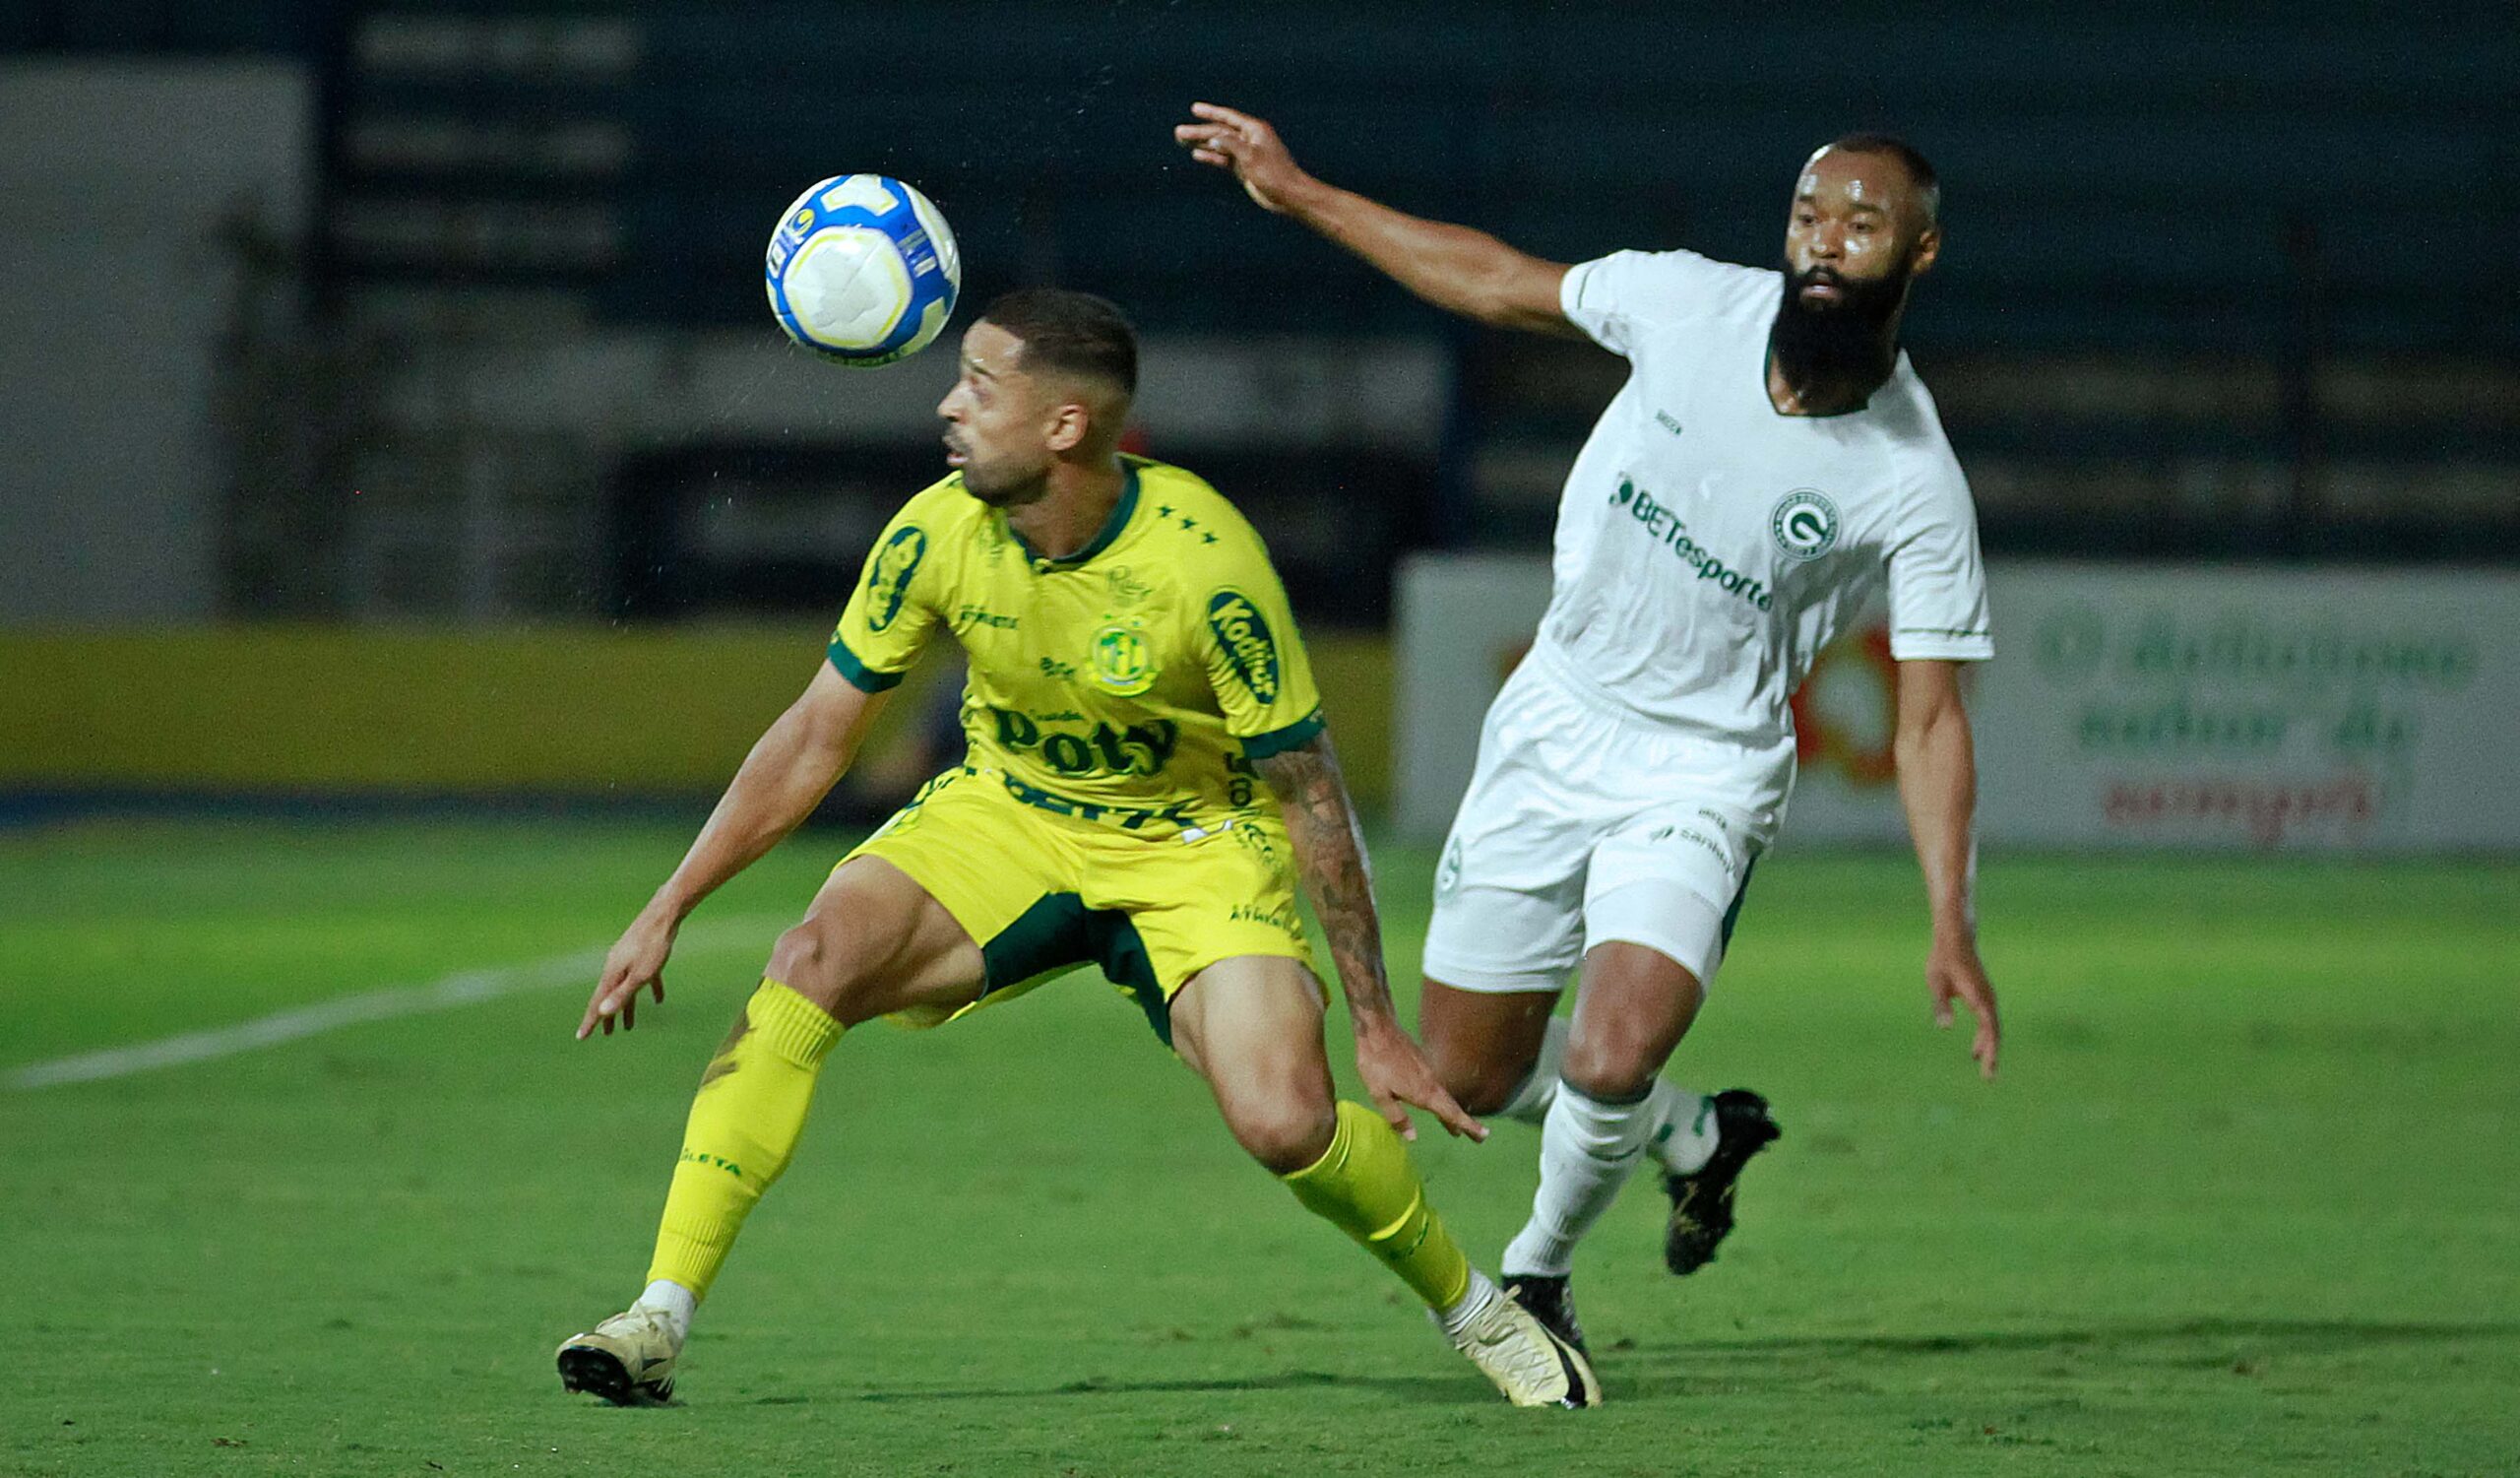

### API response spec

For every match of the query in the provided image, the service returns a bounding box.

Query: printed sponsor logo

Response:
[990,708,1179,778]
[1229,901,1305,933]
[1206,590,1283,703]
[1435,837,1465,898]
[957,605,1018,630]
[1609,477,1773,611]
[863,526,929,633]
[1769,488,1841,561]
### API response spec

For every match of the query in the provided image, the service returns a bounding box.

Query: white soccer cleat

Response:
[1442,1281,1603,1408]
[556,1306,679,1405]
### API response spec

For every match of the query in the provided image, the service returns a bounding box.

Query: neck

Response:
[1005,453,1127,561]
[1766,349,1893,416]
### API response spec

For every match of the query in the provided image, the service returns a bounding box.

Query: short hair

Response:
[976,288,1138,396]
[1822,133,1940,223]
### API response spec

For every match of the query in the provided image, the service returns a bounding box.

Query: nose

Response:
[1806,223,1844,261]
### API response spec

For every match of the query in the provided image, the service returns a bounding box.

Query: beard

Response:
[954,453,1049,509]
[1770,259,1910,387]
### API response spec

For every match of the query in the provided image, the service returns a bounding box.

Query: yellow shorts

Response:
[845,765,1318,1046]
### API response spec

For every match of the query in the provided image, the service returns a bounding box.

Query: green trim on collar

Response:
[1007,463,1142,570]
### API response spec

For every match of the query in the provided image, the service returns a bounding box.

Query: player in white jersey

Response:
[1178,103,2001,1358]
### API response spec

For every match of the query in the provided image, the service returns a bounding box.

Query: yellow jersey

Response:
[826,456,1325,836]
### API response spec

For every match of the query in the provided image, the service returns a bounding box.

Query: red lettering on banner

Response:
[2102,774,2376,847]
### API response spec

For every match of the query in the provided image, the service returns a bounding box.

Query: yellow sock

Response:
[645,980,843,1301]
[1281,1100,1473,1310]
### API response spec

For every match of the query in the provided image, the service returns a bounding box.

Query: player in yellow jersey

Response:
[554,289,1599,1409]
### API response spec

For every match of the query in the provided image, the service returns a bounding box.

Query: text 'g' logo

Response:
[1769,488,1840,562]
[863,525,929,632]
[1206,590,1282,704]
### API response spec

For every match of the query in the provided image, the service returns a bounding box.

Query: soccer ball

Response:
[764,174,961,366]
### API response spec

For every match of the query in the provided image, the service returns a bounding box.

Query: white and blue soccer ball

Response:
[764,174,961,366]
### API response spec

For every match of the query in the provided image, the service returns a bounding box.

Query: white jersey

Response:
[1535,247,1994,803]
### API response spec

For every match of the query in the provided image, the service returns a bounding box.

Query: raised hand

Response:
[1172,101,1315,216]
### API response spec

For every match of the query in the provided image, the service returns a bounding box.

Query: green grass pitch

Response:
[4,817,2515,1477]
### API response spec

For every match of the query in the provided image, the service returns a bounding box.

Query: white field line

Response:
[6,914,789,1092]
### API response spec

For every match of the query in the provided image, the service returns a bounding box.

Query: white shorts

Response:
[1422,648,1786,995]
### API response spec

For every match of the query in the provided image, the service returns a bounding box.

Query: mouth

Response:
[941,437,968,468]
[1796,274,1847,303]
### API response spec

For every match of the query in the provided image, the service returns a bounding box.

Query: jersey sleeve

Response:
[826,499,946,691]
[1194,537,1325,758]
[1884,443,1995,663]
[1559,248,1754,356]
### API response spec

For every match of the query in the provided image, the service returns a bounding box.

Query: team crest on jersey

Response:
[1093,621,1157,694]
[1769,488,1840,562]
[1206,590,1281,704]
[863,525,930,631]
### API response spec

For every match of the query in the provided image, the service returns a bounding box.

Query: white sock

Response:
[1434,1266,1500,1337]
[1495,1019,1717,1176]
[634,1279,697,1345]
[1500,1083,1657,1277]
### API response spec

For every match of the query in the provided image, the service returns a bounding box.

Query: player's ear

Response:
[1042,401,1091,454]
[1908,223,1942,278]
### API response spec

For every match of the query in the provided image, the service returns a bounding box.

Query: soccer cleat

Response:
[1444,1282,1603,1408]
[1501,1273,1590,1363]
[556,1307,679,1406]
[1661,1088,1782,1276]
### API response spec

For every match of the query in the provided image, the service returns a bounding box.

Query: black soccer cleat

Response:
[1661,1088,1782,1276]
[1502,1273,1590,1364]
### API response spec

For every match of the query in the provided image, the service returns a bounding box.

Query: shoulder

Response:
[1870,364,1975,524]
[1133,457,1274,565]
[892,475,985,531]
[1563,247,1776,322]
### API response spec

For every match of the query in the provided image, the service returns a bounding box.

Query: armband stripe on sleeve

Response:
[826,637,907,693]
[1238,709,1325,760]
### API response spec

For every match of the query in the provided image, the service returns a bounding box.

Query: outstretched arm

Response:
[577,662,889,1039]
[1892,659,2000,1079]
[1253,729,1486,1140]
[1174,101,1578,337]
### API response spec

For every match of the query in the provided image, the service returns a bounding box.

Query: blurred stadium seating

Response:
[7,0,2512,628]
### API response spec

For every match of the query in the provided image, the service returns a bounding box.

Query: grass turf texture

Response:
[3,818,2515,1477]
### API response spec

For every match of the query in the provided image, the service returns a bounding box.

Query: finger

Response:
[1190,149,1229,167]
[621,993,635,1032]
[1191,101,1258,129]
[1373,1090,1418,1141]
[650,975,666,1003]
[1418,1084,1488,1143]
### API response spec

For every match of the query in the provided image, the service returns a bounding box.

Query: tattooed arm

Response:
[1255,728,1484,1140]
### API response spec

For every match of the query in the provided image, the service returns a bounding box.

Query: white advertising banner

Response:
[1396,555,2520,853]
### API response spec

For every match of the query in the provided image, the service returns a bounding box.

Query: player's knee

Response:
[1427,1038,1526,1117]
[1227,1095,1337,1176]
[1560,1024,1661,1103]
[767,921,869,1016]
